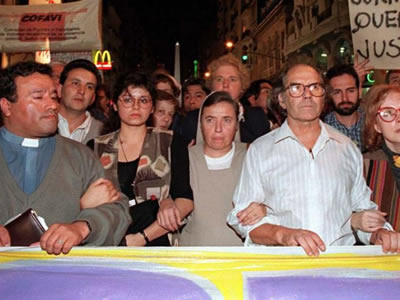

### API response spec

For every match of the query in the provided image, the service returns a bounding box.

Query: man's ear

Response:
[0,98,11,118]
[89,93,96,106]
[57,84,63,99]
[278,93,287,110]
[248,95,257,106]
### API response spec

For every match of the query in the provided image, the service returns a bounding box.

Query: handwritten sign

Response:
[348,0,400,69]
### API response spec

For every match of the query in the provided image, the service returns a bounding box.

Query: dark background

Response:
[111,0,218,79]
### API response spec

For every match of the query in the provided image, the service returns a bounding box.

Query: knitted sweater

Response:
[0,135,131,246]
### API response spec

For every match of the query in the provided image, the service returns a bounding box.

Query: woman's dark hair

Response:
[113,71,157,106]
[201,91,239,120]
[101,72,157,134]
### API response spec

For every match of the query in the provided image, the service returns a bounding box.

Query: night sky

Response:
[112,0,218,79]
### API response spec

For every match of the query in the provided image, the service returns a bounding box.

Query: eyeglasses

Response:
[377,106,400,122]
[284,83,325,98]
[118,94,152,109]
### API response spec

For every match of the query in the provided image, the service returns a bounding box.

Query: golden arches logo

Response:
[93,50,112,70]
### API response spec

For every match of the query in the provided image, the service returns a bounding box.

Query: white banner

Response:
[0,0,101,53]
[348,0,400,69]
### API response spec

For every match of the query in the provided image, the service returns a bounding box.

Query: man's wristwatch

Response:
[139,230,150,244]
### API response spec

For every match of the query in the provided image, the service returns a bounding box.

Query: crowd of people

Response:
[0,52,400,256]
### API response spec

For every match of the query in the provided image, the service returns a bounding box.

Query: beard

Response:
[333,98,361,116]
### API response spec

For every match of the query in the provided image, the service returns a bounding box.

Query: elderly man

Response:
[228,64,400,256]
[0,61,130,255]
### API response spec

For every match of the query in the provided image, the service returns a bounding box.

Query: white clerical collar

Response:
[21,138,39,148]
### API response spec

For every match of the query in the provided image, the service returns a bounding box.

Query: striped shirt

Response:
[227,120,392,247]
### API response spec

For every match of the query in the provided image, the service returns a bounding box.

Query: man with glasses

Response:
[324,64,364,151]
[57,59,103,144]
[228,64,400,256]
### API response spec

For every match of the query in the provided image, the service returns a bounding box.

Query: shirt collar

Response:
[274,119,346,145]
[0,127,51,148]
[58,111,92,131]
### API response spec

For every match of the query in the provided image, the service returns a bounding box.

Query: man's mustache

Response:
[338,101,355,107]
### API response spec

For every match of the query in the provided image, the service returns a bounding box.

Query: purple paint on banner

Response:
[247,276,400,300]
[0,265,211,300]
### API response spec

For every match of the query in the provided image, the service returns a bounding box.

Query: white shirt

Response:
[58,111,94,143]
[204,142,235,170]
[227,120,392,247]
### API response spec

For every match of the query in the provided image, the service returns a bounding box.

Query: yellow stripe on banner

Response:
[1,247,400,299]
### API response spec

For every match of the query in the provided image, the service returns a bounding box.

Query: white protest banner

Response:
[0,0,101,53]
[348,0,400,69]
[29,0,61,4]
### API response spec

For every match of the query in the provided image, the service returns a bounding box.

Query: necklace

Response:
[119,137,130,162]
[119,136,138,200]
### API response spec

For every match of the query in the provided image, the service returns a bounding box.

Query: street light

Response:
[225,41,234,50]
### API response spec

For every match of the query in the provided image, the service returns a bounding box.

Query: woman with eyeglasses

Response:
[363,85,400,232]
[89,72,193,246]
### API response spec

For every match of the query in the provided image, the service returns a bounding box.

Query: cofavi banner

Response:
[0,246,400,299]
[0,0,101,53]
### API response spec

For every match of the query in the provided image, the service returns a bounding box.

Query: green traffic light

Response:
[367,71,375,84]
[242,55,248,61]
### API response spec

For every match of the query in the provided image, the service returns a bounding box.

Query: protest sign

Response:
[348,0,400,69]
[0,0,101,53]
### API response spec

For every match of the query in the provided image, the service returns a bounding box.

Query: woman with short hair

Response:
[90,72,193,246]
[178,54,270,145]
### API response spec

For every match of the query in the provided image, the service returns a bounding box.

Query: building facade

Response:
[218,0,354,82]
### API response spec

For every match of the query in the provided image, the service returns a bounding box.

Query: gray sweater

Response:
[0,135,131,246]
